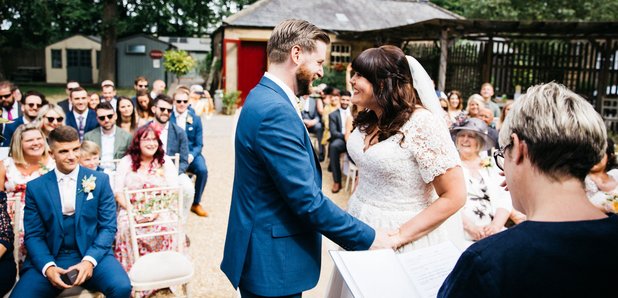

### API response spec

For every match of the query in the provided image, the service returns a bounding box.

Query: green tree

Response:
[163,50,197,82]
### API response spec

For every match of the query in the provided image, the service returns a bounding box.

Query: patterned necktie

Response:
[7,109,12,121]
[78,115,84,141]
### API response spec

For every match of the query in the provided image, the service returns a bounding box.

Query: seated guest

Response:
[116,96,139,134]
[149,95,189,174]
[100,80,118,110]
[65,87,99,141]
[150,79,166,100]
[0,123,55,265]
[10,126,131,297]
[439,83,618,297]
[0,81,22,121]
[131,76,149,105]
[320,87,340,160]
[451,118,511,241]
[301,92,324,160]
[36,103,65,138]
[188,84,210,117]
[172,90,209,217]
[79,140,102,171]
[447,90,464,123]
[83,102,131,171]
[135,90,154,125]
[477,107,499,152]
[88,92,100,110]
[328,90,351,193]
[2,90,49,147]
[585,137,618,213]
[497,100,514,131]
[0,191,16,297]
[464,94,484,119]
[57,81,80,116]
[113,125,188,272]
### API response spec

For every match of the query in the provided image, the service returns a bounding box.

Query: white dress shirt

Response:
[264,72,301,119]
[73,109,88,126]
[100,126,116,164]
[2,103,20,121]
[339,107,350,134]
[174,110,188,131]
[159,122,170,150]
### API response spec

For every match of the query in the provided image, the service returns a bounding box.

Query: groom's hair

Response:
[48,126,79,148]
[267,19,330,64]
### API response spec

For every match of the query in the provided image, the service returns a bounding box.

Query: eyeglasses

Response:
[140,137,158,143]
[176,100,188,104]
[158,107,173,114]
[493,144,512,171]
[46,116,64,123]
[97,114,114,121]
[27,103,42,108]
[0,93,11,99]
[138,84,148,88]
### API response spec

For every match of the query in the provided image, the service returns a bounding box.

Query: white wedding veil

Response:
[406,55,446,117]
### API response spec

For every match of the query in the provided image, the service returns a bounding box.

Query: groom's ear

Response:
[290,45,302,65]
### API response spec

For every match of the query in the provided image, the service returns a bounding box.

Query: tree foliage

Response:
[163,50,197,79]
[431,0,618,21]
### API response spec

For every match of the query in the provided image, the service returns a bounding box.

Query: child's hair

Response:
[80,140,100,156]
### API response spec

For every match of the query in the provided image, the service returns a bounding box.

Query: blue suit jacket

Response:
[170,109,203,159]
[66,109,99,135]
[1,116,24,147]
[220,76,375,296]
[22,167,117,274]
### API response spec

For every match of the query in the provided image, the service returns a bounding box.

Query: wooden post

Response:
[481,37,494,84]
[596,39,611,113]
[438,28,448,92]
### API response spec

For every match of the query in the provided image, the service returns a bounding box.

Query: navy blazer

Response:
[328,109,345,142]
[1,116,24,147]
[57,98,71,116]
[22,167,117,274]
[170,109,203,159]
[220,76,375,296]
[66,109,99,135]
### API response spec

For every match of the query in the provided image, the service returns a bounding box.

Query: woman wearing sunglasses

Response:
[0,123,55,267]
[35,103,65,138]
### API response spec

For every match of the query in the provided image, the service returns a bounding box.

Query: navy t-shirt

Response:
[439,215,618,297]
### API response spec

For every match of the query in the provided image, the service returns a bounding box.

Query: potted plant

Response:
[222,90,241,115]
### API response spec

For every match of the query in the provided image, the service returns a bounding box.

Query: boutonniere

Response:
[39,162,50,175]
[81,175,97,194]
[187,114,193,125]
[480,157,492,168]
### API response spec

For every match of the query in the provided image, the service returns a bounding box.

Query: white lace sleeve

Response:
[406,109,460,183]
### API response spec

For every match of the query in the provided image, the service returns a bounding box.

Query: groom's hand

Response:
[369,229,400,250]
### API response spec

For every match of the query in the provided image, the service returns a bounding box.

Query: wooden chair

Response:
[124,186,193,297]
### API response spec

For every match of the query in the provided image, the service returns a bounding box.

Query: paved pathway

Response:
[157,114,350,297]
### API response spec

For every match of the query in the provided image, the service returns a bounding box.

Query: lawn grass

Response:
[17,83,135,103]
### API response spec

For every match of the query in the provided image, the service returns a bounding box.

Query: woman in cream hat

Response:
[451,118,512,241]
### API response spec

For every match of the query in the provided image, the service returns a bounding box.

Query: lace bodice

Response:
[346,109,460,249]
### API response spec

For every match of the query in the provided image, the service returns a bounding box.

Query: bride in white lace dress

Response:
[327,46,466,297]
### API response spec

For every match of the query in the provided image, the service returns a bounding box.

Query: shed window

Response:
[52,49,62,68]
[331,44,351,64]
[126,44,146,54]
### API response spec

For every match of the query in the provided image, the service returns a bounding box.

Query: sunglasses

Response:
[0,93,11,99]
[138,84,148,88]
[27,103,42,108]
[176,100,189,104]
[158,107,173,113]
[97,114,114,121]
[46,116,64,123]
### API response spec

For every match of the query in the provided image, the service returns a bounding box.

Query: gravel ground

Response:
[154,114,351,298]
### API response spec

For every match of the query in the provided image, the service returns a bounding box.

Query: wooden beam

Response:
[596,39,611,113]
[438,28,448,91]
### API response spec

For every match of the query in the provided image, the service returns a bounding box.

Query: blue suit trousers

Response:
[188,154,208,205]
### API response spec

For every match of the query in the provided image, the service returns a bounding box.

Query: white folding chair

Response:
[124,186,193,297]
[98,158,124,171]
[344,162,359,193]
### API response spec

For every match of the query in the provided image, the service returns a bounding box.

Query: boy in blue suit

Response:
[10,126,130,298]
[221,19,397,298]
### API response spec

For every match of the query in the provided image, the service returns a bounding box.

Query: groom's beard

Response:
[295,64,313,97]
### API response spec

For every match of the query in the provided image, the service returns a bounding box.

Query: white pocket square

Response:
[86,193,94,200]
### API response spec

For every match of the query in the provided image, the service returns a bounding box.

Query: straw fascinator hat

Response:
[450,118,495,151]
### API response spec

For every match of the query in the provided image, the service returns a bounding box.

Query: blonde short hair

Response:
[80,140,100,156]
[267,19,330,64]
[36,103,66,124]
[466,94,485,113]
[9,123,50,166]
[499,82,606,181]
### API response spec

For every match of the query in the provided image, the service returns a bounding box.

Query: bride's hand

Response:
[370,229,400,250]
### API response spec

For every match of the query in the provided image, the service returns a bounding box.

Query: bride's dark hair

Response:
[352,45,419,144]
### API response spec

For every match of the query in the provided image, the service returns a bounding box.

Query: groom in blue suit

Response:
[10,126,131,298]
[221,19,395,298]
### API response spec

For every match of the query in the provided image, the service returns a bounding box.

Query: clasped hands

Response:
[369,228,406,250]
[45,260,94,289]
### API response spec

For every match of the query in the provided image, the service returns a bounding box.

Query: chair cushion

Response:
[129,251,193,283]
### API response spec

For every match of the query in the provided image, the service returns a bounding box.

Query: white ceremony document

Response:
[329,241,461,298]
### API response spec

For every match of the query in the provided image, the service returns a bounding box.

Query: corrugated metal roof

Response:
[158,36,211,52]
[224,0,462,31]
